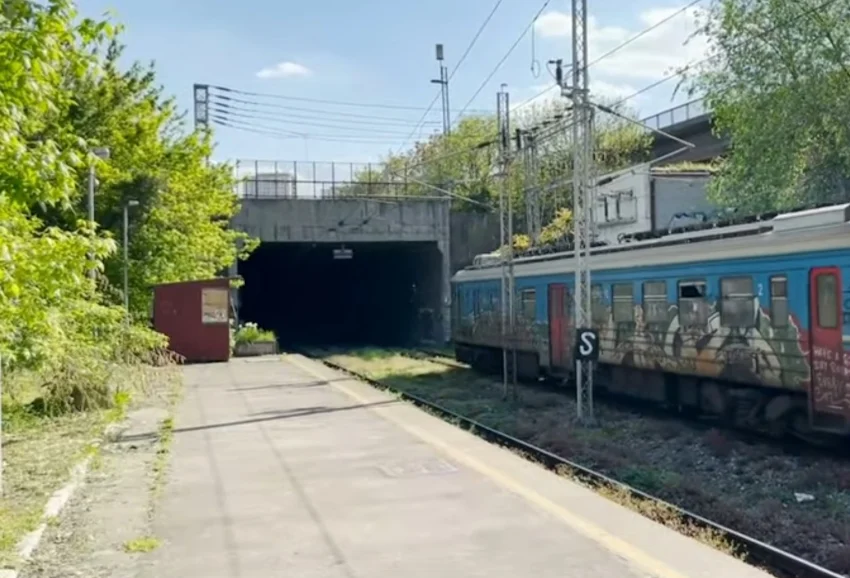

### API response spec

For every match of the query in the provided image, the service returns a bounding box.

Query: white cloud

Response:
[533,6,709,82]
[256,61,313,79]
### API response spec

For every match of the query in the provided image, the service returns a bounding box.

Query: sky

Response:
[74,0,710,170]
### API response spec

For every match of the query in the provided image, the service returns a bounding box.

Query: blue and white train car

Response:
[451,204,850,438]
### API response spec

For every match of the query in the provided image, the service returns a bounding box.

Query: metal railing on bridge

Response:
[232,99,713,200]
[641,97,709,131]
[232,159,418,200]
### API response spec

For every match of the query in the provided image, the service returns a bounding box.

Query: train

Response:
[450,203,850,440]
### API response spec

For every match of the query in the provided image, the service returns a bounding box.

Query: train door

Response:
[548,284,570,370]
[808,267,848,430]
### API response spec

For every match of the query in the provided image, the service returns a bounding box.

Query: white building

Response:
[591,163,718,244]
[236,171,297,198]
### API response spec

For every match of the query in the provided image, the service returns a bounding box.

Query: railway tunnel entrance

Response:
[237,241,443,348]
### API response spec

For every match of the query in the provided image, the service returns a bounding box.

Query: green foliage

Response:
[690,0,850,213]
[0,1,256,416]
[232,322,276,346]
[338,98,649,252]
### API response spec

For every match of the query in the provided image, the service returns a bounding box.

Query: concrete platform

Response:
[140,355,774,578]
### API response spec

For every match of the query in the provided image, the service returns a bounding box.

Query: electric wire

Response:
[210,93,443,125]
[513,0,706,112]
[394,0,506,154]
[211,118,411,145]
[209,84,487,112]
[610,0,842,108]
[211,105,430,137]
[452,0,553,125]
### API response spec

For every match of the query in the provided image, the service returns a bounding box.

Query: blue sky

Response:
[75,0,708,167]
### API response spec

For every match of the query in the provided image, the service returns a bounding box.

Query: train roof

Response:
[453,203,850,283]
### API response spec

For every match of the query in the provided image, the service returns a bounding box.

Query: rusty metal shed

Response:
[152,278,234,363]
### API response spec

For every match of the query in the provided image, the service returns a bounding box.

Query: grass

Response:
[323,348,850,574]
[0,363,181,570]
[0,409,106,568]
[123,536,161,553]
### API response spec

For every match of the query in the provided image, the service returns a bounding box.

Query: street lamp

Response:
[88,146,110,280]
[123,199,139,312]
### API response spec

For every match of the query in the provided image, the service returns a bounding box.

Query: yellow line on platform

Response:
[286,354,689,578]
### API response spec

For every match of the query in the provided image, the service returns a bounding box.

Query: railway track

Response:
[305,349,846,578]
[403,349,847,460]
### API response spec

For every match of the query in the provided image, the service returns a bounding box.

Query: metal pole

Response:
[123,203,129,312]
[568,0,595,423]
[123,200,139,313]
[497,86,514,400]
[87,164,95,281]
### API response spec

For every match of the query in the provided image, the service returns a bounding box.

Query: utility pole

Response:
[193,84,211,167]
[562,0,597,423]
[497,85,517,401]
[431,45,451,136]
[88,147,110,281]
[193,84,209,130]
[432,44,453,345]
[520,129,543,245]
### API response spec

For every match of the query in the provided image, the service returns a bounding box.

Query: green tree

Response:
[690,0,850,213]
[33,36,257,315]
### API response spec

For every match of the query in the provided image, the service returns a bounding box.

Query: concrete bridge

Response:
[643,98,728,163]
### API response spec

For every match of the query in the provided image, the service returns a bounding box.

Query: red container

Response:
[152,278,233,363]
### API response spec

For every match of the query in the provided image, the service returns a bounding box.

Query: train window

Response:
[720,277,755,328]
[678,280,708,326]
[817,274,839,328]
[643,281,668,324]
[612,283,634,323]
[520,289,536,320]
[591,284,608,324]
[770,276,788,328]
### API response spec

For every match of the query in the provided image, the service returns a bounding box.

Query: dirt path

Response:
[19,403,171,578]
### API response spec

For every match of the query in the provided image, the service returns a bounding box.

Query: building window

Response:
[678,280,708,327]
[643,281,668,324]
[520,289,536,320]
[720,277,755,328]
[591,284,608,324]
[817,274,839,329]
[612,283,634,323]
[770,276,788,328]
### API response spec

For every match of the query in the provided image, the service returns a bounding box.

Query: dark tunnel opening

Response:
[237,242,443,348]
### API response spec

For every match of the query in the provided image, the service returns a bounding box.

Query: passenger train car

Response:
[451,204,850,439]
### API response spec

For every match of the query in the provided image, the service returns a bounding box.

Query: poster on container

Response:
[201,288,229,324]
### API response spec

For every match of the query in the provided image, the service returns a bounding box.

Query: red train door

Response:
[548,284,570,369]
[808,267,848,429]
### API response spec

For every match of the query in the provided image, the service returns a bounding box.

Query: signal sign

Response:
[574,328,599,361]
[333,248,353,260]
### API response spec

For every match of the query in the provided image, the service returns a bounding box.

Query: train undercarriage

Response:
[454,342,842,445]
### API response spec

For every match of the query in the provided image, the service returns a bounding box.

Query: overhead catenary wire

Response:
[513,0,707,113]
[211,118,412,145]
[610,0,842,108]
[208,84,489,113]
[211,106,431,137]
[394,0,507,154]
[210,93,444,126]
[452,0,554,125]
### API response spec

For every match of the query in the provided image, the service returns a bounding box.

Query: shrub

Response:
[232,322,275,346]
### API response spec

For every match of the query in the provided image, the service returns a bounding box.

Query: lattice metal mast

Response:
[496,86,517,400]
[565,0,595,422]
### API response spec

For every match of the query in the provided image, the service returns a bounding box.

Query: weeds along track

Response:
[406,350,846,460]
[301,347,850,578]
